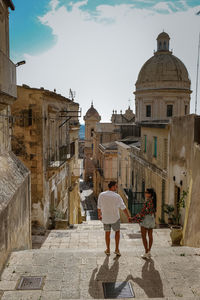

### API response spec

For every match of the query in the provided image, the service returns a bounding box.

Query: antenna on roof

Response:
[69,89,76,101]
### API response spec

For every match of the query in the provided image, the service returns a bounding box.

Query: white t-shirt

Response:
[97,190,126,224]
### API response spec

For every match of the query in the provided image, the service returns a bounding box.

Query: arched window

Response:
[91,128,94,137]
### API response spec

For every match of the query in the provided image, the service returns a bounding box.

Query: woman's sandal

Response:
[104,249,110,256]
[114,250,121,256]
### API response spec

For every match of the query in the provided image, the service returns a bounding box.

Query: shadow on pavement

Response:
[127,259,164,298]
[88,256,120,298]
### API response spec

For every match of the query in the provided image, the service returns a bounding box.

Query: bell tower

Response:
[83,102,101,182]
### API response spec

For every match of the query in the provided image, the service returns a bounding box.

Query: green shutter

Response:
[154,137,157,157]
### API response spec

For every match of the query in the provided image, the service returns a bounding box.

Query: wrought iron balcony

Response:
[0,49,17,102]
[47,145,70,168]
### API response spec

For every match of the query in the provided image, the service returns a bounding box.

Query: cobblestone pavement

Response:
[1,221,200,299]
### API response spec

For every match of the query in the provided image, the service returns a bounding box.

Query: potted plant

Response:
[163,204,175,225]
[169,189,188,246]
[50,208,68,229]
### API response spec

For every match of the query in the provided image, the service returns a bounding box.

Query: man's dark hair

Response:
[108,181,117,189]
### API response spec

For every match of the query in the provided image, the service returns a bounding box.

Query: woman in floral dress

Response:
[131,188,156,259]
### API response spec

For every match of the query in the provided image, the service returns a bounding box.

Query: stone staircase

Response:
[0,221,200,299]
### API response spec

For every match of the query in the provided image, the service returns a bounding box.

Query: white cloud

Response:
[153,2,173,13]
[179,0,189,10]
[17,1,200,121]
[50,0,59,11]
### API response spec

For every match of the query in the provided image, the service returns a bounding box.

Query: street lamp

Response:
[15,60,26,67]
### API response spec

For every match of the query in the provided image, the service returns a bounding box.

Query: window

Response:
[28,109,32,126]
[119,161,121,177]
[91,128,94,137]
[144,135,147,153]
[153,137,157,158]
[146,105,151,117]
[100,134,103,144]
[142,180,145,199]
[167,105,173,117]
[164,138,168,170]
[185,105,188,115]
[131,170,134,186]
[70,142,75,157]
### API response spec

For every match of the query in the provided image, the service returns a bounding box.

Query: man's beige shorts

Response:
[103,219,120,232]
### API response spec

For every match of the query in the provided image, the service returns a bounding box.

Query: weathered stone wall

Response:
[118,186,130,223]
[184,144,200,246]
[141,125,169,171]
[130,152,166,224]
[0,152,31,275]
[169,115,200,246]
[117,142,131,189]
[11,86,81,229]
[69,181,81,225]
[0,106,10,154]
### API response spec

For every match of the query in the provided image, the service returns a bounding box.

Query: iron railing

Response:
[127,190,145,216]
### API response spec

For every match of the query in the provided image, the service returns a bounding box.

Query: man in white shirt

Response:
[97,181,131,256]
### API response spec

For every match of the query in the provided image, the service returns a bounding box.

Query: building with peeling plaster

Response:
[0,0,31,274]
[11,85,82,229]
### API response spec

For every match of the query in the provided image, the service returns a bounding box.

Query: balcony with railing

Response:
[0,49,17,102]
[47,145,70,169]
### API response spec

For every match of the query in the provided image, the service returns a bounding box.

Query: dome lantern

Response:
[157,31,170,52]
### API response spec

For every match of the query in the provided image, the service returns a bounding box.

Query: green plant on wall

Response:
[173,189,188,225]
[51,208,65,220]
[163,204,175,219]
[164,189,188,225]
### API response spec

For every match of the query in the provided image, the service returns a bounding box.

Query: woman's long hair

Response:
[146,188,157,212]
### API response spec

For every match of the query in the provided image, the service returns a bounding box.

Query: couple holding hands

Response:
[97,181,156,259]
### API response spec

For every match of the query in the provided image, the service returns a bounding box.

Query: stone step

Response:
[0,222,200,300]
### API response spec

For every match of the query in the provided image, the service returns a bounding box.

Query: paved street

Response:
[80,180,98,220]
[0,221,200,299]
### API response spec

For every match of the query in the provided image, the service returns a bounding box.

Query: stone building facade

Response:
[91,107,138,198]
[169,114,200,246]
[83,103,101,182]
[129,123,169,223]
[135,32,191,123]
[130,32,191,224]
[93,141,118,197]
[11,85,81,229]
[0,1,31,274]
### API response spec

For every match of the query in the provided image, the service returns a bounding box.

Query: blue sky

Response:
[10,0,55,61]
[10,0,199,62]
[10,0,200,121]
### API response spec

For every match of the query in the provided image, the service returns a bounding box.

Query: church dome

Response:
[84,103,101,121]
[157,31,170,40]
[134,32,191,123]
[136,32,191,91]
